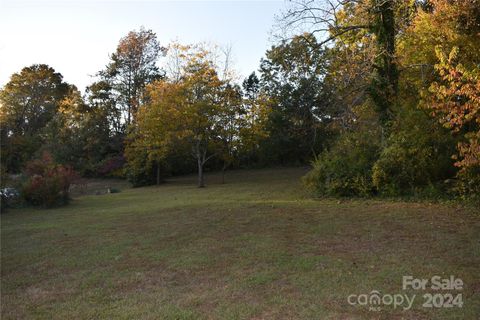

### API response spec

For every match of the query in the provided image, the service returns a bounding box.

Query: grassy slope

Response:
[1,168,479,319]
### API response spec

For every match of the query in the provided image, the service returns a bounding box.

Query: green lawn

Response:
[1,168,479,319]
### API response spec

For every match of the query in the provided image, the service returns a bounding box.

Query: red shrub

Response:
[23,152,79,207]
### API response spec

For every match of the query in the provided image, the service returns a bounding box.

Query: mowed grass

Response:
[1,167,479,319]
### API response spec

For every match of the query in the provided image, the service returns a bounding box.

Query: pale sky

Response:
[0,0,287,92]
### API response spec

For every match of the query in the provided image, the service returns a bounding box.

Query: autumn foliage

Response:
[22,152,79,207]
[428,47,480,170]
[1,2,479,201]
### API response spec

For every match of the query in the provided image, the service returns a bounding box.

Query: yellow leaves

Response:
[447,47,459,64]
[131,46,223,162]
[427,45,480,171]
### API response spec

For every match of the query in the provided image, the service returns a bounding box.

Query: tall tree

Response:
[126,81,182,185]
[259,34,332,163]
[402,0,480,197]
[101,27,165,125]
[242,72,260,102]
[86,80,123,136]
[217,83,243,183]
[85,80,125,166]
[280,0,410,125]
[129,44,259,187]
[368,0,399,124]
[128,46,223,187]
[42,86,89,169]
[176,48,224,187]
[240,73,271,166]
[0,64,70,172]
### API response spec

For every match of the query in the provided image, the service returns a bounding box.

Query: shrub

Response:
[372,119,456,196]
[372,109,456,196]
[124,148,156,187]
[453,165,480,202]
[22,152,78,207]
[303,102,383,197]
[303,129,381,197]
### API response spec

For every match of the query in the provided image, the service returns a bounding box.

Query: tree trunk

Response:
[197,158,205,188]
[156,162,161,185]
[372,0,398,125]
[221,161,227,184]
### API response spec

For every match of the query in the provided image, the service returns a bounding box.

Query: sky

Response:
[0,0,287,92]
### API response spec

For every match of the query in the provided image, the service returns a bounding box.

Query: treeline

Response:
[0,28,334,189]
[1,0,479,201]
[294,0,480,200]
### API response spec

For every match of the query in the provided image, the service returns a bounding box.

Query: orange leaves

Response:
[428,46,480,170]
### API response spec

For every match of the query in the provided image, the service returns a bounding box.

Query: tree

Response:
[42,85,89,169]
[85,80,125,173]
[101,27,165,125]
[404,0,480,198]
[175,48,224,187]
[128,46,223,187]
[428,47,480,174]
[239,73,271,166]
[126,81,182,185]
[368,0,399,124]
[242,72,260,102]
[398,0,480,92]
[42,84,123,175]
[259,34,333,164]
[301,0,479,198]
[86,80,123,136]
[217,83,243,183]
[0,64,70,172]
[128,44,261,187]
[280,0,413,125]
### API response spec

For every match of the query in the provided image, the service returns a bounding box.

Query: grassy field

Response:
[1,167,479,319]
